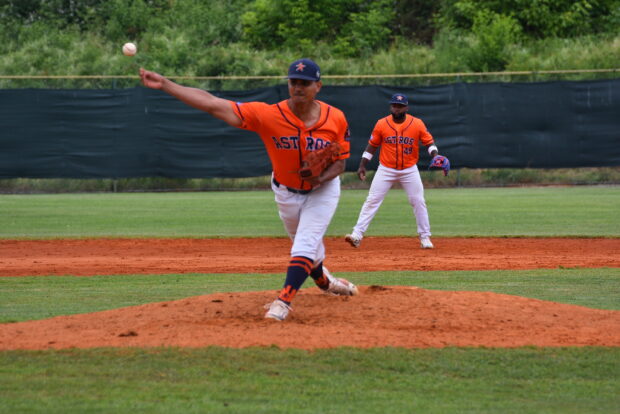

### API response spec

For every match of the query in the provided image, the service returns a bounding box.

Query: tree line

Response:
[0,0,618,87]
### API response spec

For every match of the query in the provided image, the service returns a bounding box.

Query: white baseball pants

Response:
[352,164,431,238]
[272,174,341,264]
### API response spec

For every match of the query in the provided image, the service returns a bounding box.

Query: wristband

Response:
[362,151,373,161]
[428,145,438,155]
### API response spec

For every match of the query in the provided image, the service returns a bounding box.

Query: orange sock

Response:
[310,262,329,290]
[278,256,312,304]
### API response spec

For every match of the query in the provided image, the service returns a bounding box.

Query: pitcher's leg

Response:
[272,177,301,241]
[309,262,358,296]
[291,177,340,261]
[288,178,338,294]
[400,165,431,238]
[266,179,308,321]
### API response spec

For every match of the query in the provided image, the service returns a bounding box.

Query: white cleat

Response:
[345,233,362,248]
[420,237,434,249]
[264,299,292,321]
[323,267,359,296]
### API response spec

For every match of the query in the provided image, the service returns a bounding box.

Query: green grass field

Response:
[1,186,619,238]
[0,186,619,413]
[1,268,619,323]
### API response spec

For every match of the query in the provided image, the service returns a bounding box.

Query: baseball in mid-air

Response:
[122,42,137,56]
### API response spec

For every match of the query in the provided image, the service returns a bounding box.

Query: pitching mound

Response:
[1,286,618,350]
[1,237,619,350]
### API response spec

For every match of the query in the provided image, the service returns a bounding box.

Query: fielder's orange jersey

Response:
[369,114,434,170]
[231,99,351,190]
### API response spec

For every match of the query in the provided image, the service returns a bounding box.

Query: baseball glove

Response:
[298,142,342,182]
[429,155,450,176]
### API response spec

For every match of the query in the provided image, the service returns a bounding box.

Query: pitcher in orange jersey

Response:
[345,93,446,250]
[139,59,358,322]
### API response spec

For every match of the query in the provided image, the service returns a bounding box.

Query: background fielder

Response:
[345,93,449,250]
[140,58,358,322]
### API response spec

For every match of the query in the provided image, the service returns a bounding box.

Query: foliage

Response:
[0,0,618,81]
[137,0,245,49]
[241,0,395,57]
[0,0,170,36]
[0,0,243,47]
[100,0,167,41]
[506,34,620,71]
[437,0,620,38]
[431,28,471,73]
[242,0,345,50]
[436,25,520,73]
[393,0,440,45]
[466,10,522,71]
[332,0,394,57]
[0,0,109,28]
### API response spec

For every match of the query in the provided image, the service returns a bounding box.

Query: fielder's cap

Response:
[288,58,321,81]
[389,93,408,105]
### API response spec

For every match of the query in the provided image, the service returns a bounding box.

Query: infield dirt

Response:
[1,236,619,276]
[1,237,619,350]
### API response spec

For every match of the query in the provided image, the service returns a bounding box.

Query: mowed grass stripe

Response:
[0,186,618,238]
[1,347,618,414]
[1,268,618,323]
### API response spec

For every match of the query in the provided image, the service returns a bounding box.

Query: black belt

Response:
[273,177,312,195]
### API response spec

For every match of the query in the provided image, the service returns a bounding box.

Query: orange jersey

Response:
[369,114,434,170]
[231,99,350,190]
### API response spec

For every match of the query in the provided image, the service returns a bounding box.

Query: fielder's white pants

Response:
[272,174,341,264]
[352,164,431,239]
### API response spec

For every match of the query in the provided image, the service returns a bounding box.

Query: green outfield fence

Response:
[0,69,619,196]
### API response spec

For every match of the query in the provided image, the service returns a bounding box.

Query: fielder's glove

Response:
[298,142,342,182]
[429,155,450,176]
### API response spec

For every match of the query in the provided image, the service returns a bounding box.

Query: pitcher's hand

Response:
[140,68,165,90]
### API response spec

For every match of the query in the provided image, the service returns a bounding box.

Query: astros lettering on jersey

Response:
[369,114,434,170]
[231,99,351,190]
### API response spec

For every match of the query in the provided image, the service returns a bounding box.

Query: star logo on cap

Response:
[295,62,306,72]
[396,95,404,101]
